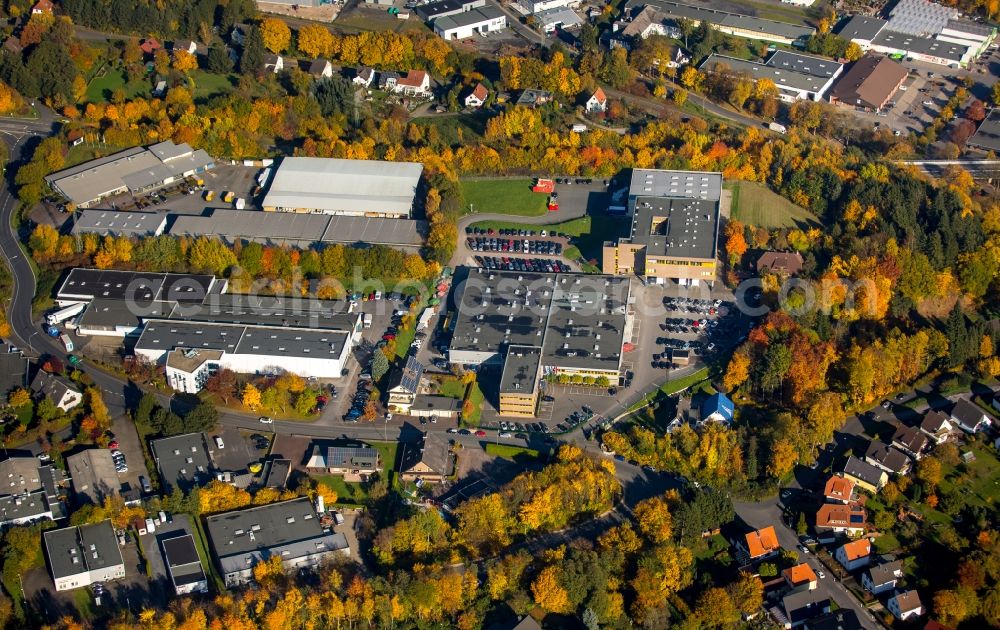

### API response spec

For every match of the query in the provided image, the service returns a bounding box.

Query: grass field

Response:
[485,443,542,461]
[461,178,550,217]
[190,71,236,101]
[628,367,710,413]
[86,68,149,103]
[469,215,592,236]
[727,181,819,228]
[334,7,431,34]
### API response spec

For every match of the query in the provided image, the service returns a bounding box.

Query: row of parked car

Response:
[343,379,372,422]
[475,256,571,273]
[467,227,564,238]
[662,297,725,314]
[468,237,563,256]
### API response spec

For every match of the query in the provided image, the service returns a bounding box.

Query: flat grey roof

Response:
[434,5,504,30]
[166,348,224,373]
[136,320,350,362]
[944,18,995,38]
[261,157,422,216]
[450,268,630,371]
[766,49,843,78]
[410,395,461,413]
[205,498,347,572]
[44,520,123,579]
[630,195,720,260]
[150,432,215,493]
[76,298,172,331]
[44,142,214,205]
[57,268,220,303]
[71,210,167,237]
[836,15,888,41]
[168,209,426,248]
[0,457,44,496]
[872,29,968,61]
[701,54,840,94]
[416,0,477,19]
[624,0,814,40]
[629,168,722,201]
[0,351,27,395]
[500,346,541,394]
[969,108,1000,152]
[163,534,207,588]
[66,449,120,505]
[0,490,53,524]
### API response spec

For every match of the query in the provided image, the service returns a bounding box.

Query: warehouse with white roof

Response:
[261,157,423,218]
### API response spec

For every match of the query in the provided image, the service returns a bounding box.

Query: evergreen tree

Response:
[207,46,234,74]
[239,25,264,76]
[371,350,390,382]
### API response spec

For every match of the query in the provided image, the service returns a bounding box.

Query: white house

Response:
[44,521,126,592]
[585,87,608,113]
[919,410,953,444]
[464,83,488,108]
[862,560,903,595]
[390,70,431,97]
[518,0,578,14]
[887,590,923,621]
[309,59,333,79]
[834,538,871,572]
[165,348,223,394]
[264,53,284,74]
[172,40,199,56]
[949,399,992,433]
[353,68,375,88]
[30,372,83,412]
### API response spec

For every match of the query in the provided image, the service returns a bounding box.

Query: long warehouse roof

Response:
[261,157,423,215]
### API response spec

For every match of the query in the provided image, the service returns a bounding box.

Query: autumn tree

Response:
[634,495,673,544]
[767,438,796,479]
[204,369,237,403]
[172,49,198,73]
[728,571,763,615]
[297,24,333,58]
[916,456,943,489]
[199,479,252,514]
[724,219,748,267]
[722,352,750,392]
[242,383,262,411]
[7,388,31,408]
[260,18,291,54]
[532,566,571,613]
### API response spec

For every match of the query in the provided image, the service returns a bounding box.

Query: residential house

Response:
[172,40,198,56]
[264,54,284,74]
[2,37,21,55]
[701,392,735,424]
[585,87,607,113]
[464,83,488,108]
[515,89,553,108]
[861,560,903,595]
[140,38,163,56]
[888,590,923,621]
[892,425,929,459]
[30,372,83,412]
[834,538,871,571]
[392,70,431,97]
[949,399,991,434]
[308,59,333,79]
[757,251,804,277]
[43,520,126,591]
[919,410,953,444]
[823,475,855,504]
[379,71,400,91]
[408,395,461,420]
[304,440,381,482]
[353,68,375,88]
[386,356,424,413]
[0,349,28,396]
[783,563,818,590]
[399,432,454,483]
[864,441,911,475]
[815,503,867,537]
[735,525,780,563]
[782,588,831,628]
[32,0,53,14]
[841,456,888,493]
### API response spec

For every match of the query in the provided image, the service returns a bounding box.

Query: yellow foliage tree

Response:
[242,383,262,410]
[199,479,251,514]
[297,24,333,58]
[634,495,673,544]
[722,352,750,392]
[172,49,198,73]
[7,388,31,408]
[531,566,571,613]
[253,487,282,505]
[261,18,291,54]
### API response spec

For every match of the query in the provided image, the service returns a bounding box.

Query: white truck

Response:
[60,334,74,353]
[768,122,787,134]
[362,313,372,329]
[46,303,85,326]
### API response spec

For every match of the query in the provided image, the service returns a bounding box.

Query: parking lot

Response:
[95,163,264,215]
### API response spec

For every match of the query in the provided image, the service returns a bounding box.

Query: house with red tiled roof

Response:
[32,0,54,14]
[585,87,607,113]
[464,83,488,108]
[140,38,162,56]
[392,70,430,97]
[834,538,871,571]
[815,503,867,537]
[782,563,818,590]
[734,525,780,563]
[823,476,855,504]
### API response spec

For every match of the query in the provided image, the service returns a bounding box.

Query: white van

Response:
[214,436,225,449]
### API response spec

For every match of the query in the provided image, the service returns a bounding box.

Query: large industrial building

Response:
[204,498,349,587]
[602,169,723,286]
[44,141,215,208]
[448,268,632,386]
[836,1,995,68]
[71,210,167,238]
[701,50,843,102]
[55,268,224,308]
[623,0,814,45]
[828,54,908,112]
[433,5,507,40]
[261,157,423,218]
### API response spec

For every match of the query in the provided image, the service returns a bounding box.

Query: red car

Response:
[383,333,396,341]
[474,430,486,437]
[108,440,119,449]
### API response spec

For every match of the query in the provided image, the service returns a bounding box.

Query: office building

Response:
[261,157,423,218]
[44,520,125,591]
[150,433,216,493]
[66,449,121,505]
[204,498,349,587]
[602,169,723,286]
[433,5,507,40]
[0,458,65,527]
[498,346,542,417]
[416,0,485,21]
[55,268,223,307]
[701,51,843,102]
[44,141,215,208]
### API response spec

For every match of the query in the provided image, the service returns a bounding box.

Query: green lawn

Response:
[873,532,901,554]
[628,367,711,413]
[414,115,485,146]
[64,142,135,169]
[190,517,225,592]
[313,441,400,503]
[469,215,592,237]
[334,7,431,34]
[437,377,467,399]
[727,181,820,228]
[86,68,149,103]
[190,71,236,101]
[461,178,550,217]
[485,443,542,461]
